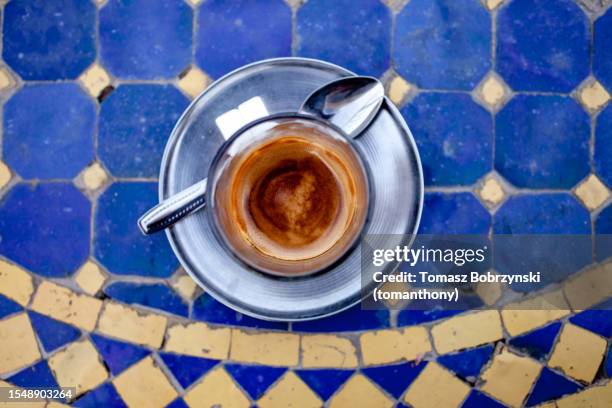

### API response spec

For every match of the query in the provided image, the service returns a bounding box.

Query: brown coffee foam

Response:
[243,141,341,246]
[213,120,368,276]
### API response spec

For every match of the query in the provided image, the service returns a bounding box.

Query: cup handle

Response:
[138,179,208,235]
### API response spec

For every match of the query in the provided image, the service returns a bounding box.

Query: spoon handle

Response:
[138,179,208,235]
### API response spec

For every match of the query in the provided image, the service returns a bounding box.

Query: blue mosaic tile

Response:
[3,84,95,180]
[91,333,149,376]
[606,344,612,378]
[569,298,612,338]
[0,183,90,277]
[437,345,494,381]
[462,390,506,408]
[100,0,192,79]
[73,383,127,408]
[196,0,291,79]
[165,398,189,408]
[225,364,286,400]
[397,307,462,327]
[295,369,353,401]
[494,194,590,235]
[496,95,590,189]
[94,182,177,277]
[192,293,287,330]
[297,0,390,77]
[595,105,612,189]
[496,0,589,92]
[104,282,188,317]
[8,360,58,390]
[525,367,582,407]
[362,361,426,399]
[419,193,491,234]
[0,295,21,319]
[593,8,612,91]
[596,203,612,262]
[494,194,591,289]
[28,311,81,353]
[401,93,492,186]
[2,0,95,80]
[508,322,562,361]
[292,303,389,332]
[394,0,490,90]
[159,353,219,389]
[98,85,189,178]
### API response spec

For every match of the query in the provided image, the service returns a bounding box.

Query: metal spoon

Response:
[138,76,384,235]
[300,75,385,139]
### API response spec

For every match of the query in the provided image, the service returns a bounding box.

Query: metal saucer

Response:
[160,57,424,321]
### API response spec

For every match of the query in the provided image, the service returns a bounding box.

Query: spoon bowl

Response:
[299,76,384,138]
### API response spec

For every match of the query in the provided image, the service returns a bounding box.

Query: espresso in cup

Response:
[210,116,369,276]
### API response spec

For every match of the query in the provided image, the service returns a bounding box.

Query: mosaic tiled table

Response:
[0,0,611,407]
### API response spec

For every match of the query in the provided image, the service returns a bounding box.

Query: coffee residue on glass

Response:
[248,151,341,247]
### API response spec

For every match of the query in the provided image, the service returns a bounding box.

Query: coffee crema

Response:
[212,119,368,276]
[247,142,341,247]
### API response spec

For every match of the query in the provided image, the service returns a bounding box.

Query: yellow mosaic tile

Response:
[475,278,503,305]
[113,356,178,408]
[384,0,408,12]
[575,174,610,211]
[0,161,12,189]
[258,371,322,408]
[74,260,106,295]
[501,290,570,336]
[48,340,107,397]
[480,348,541,407]
[379,280,410,308]
[177,65,211,99]
[476,175,507,207]
[564,261,612,310]
[171,273,198,300]
[0,66,15,92]
[476,74,509,109]
[31,281,102,331]
[403,362,470,408]
[0,313,41,376]
[184,0,204,7]
[46,402,71,408]
[548,323,607,383]
[556,379,612,408]
[183,367,249,408]
[360,326,431,366]
[0,71,10,91]
[431,310,503,354]
[230,329,300,366]
[387,74,413,106]
[164,322,230,360]
[0,259,34,306]
[329,373,393,408]
[79,162,109,192]
[577,79,610,113]
[0,381,46,408]
[78,63,111,98]
[484,0,505,11]
[301,334,358,368]
[97,302,167,348]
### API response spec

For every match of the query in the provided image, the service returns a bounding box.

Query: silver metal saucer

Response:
[160,58,424,321]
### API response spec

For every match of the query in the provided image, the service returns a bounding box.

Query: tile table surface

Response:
[0,0,611,407]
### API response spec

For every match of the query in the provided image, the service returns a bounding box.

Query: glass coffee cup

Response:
[208,114,369,276]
